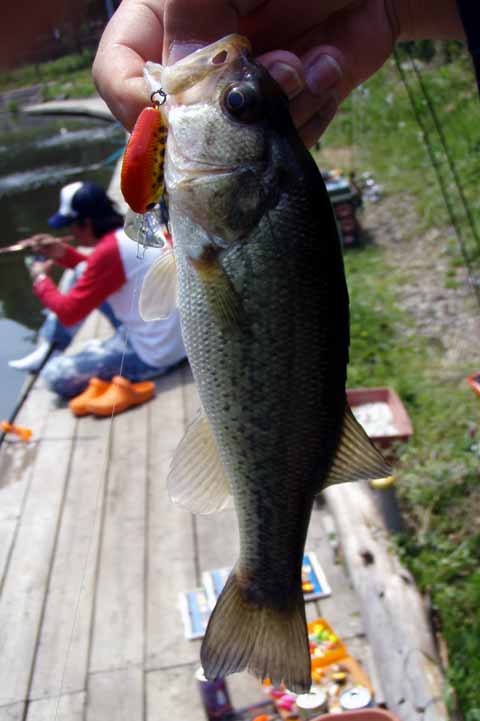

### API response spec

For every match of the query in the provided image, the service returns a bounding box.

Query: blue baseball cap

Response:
[48,181,116,228]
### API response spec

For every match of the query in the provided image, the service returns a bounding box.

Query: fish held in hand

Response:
[140,35,391,693]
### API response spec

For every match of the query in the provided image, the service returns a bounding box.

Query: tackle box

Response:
[324,171,363,247]
[308,617,348,669]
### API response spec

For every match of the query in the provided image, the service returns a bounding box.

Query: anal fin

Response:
[189,246,244,329]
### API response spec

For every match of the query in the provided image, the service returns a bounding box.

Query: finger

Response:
[298,101,337,148]
[162,0,262,63]
[239,0,355,54]
[294,9,396,103]
[37,237,59,246]
[257,50,305,100]
[291,47,343,126]
[93,0,165,130]
[260,48,343,142]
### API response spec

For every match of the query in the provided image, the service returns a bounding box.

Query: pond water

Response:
[0,111,125,420]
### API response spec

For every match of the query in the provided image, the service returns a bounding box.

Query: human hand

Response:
[19,234,72,260]
[93,0,464,147]
[28,259,54,282]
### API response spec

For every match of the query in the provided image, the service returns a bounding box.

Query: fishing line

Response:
[52,236,145,721]
[350,85,357,176]
[393,46,480,308]
[408,48,480,253]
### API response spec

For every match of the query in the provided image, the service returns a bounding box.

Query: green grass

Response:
[345,246,480,716]
[325,52,480,265]
[322,50,480,717]
[0,49,96,98]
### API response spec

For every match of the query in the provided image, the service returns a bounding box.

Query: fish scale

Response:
[173,196,344,587]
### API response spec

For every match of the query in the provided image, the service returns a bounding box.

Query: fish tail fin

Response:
[201,568,311,693]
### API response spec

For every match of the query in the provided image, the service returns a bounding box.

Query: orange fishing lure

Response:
[1,420,32,441]
[121,106,168,214]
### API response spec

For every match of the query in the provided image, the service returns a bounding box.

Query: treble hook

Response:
[151,89,167,108]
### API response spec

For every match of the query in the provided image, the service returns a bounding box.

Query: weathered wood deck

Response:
[0,309,386,721]
[1,103,448,720]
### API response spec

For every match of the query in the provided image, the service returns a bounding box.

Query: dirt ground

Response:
[360,192,480,370]
[319,145,480,371]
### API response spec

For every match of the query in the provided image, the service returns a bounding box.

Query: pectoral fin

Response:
[139,248,177,320]
[168,411,233,514]
[322,404,392,489]
[189,246,243,328]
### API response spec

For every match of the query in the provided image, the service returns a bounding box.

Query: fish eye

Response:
[222,83,262,123]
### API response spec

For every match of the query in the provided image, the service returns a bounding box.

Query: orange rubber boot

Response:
[69,377,111,417]
[86,375,155,417]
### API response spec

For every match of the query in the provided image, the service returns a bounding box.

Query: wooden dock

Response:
[1,104,448,720]
[0,310,389,721]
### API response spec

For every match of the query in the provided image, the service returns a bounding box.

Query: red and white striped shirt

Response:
[34,228,186,369]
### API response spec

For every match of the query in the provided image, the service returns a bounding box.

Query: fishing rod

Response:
[407,48,480,254]
[0,234,74,258]
[0,242,31,255]
[393,45,480,308]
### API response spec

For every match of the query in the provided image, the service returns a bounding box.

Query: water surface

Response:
[0,111,125,420]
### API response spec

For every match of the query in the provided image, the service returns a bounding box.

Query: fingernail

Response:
[268,62,303,100]
[167,41,204,65]
[305,54,342,95]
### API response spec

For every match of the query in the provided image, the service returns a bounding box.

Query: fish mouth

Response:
[167,151,257,185]
[179,160,238,178]
[166,134,240,179]
[161,35,252,95]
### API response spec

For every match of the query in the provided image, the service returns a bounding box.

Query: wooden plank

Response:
[147,665,204,721]
[196,509,238,576]
[147,664,266,720]
[0,404,76,707]
[325,482,448,721]
[0,384,57,589]
[146,366,200,669]
[306,502,365,638]
[0,704,25,721]
[26,692,85,721]
[89,404,148,673]
[227,671,266,710]
[0,457,31,589]
[29,414,111,699]
[344,635,387,707]
[86,668,142,721]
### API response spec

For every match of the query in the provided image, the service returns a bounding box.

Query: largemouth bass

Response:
[135,35,391,692]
